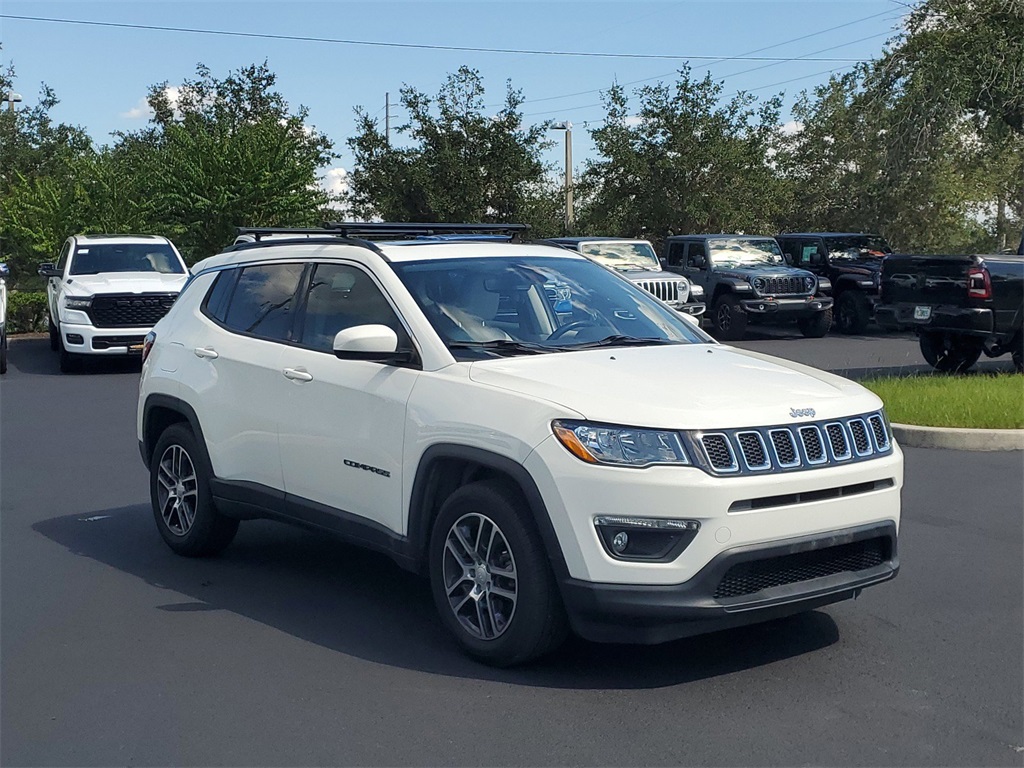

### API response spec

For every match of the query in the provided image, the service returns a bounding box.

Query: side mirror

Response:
[0,263,9,277]
[659,258,667,268]
[333,324,411,363]
[38,263,60,277]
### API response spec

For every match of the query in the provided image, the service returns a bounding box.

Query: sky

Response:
[0,0,909,195]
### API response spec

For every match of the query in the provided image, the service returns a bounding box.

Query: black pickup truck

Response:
[875,250,1023,372]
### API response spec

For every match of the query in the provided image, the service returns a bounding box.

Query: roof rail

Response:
[322,222,530,239]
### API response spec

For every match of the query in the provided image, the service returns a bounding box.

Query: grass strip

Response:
[859,374,1024,429]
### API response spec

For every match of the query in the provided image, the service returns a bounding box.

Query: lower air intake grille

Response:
[714,537,890,599]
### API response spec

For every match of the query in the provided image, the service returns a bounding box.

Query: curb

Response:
[892,423,1024,452]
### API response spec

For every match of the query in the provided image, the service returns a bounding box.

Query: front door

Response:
[276,262,419,535]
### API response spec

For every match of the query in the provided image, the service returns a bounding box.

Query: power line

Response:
[0,13,867,63]
[500,7,901,108]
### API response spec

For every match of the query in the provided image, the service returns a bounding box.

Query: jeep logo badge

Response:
[790,407,816,418]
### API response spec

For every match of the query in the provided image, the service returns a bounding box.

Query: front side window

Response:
[69,243,185,275]
[392,256,710,360]
[823,235,892,259]
[57,241,72,271]
[222,262,305,341]
[297,263,409,352]
[579,241,660,271]
[707,238,784,267]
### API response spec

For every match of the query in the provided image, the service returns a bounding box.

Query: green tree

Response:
[120,62,336,262]
[347,66,553,225]
[579,68,787,242]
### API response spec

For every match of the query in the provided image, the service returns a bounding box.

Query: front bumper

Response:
[875,303,993,335]
[678,302,706,317]
[739,296,833,315]
[61,321,150,356]
[561,521,898,644]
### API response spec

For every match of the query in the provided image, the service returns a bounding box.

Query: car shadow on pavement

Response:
[7,336,142,376]
[34,504,841,689]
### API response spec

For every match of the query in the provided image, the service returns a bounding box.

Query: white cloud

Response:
[781,120,804,136]
[119,86,181,120]
[624,115,646,127]
[321,167,349,198]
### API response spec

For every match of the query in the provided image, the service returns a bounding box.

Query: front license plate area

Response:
[913,305,932,321]
[127,343,144,355]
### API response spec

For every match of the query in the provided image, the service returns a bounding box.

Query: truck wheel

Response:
[151,423,239,557]
[712,295,747,341]
[919,331,983,373]
[429,480,567,667]
[835,292,870,335]
[0,330,7,375]
[798,309,832,338]
[59,347,82,374]
[1011,332,1022,373]
[49,316,59,351]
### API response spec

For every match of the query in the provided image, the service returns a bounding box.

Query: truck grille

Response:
[633,278,687,306]
[752,276,807,296]
[713,536,890,599]
[693,411,892,475]
[87,293,178,328]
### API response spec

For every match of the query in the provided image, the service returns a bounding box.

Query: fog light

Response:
[594,515,700,562]
[65,333,84,345]
[612,531,629,553]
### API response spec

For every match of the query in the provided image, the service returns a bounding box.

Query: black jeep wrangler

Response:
[777,233,892,334]
[663,234,833,341]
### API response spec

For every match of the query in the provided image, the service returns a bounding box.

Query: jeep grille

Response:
[633,278,687,306]
[752,276,806,296]
[691,411,892,476]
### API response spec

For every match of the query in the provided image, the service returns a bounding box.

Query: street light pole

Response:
[550,121,574,233]
[6,92,22,111]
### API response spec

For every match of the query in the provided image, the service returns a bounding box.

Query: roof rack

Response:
[234,222,530,242]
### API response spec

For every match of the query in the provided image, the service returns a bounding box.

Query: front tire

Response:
[0,330,7,374]
[835,292,870,334]
[712,295,748,341]
[798,309,832,338]
[919,331,983,373]
[429,480,567,666]
[150,423,239,557]
[49,316,59,351]
[59,347,82,373]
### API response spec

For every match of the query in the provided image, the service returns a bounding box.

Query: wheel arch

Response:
[407,444,570,581]
[142,394,207,471]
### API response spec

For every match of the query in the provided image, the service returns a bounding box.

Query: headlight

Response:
[752,277,766,294]
[552,420,690,467]
[804,276,816,292]
[64,297,92,310]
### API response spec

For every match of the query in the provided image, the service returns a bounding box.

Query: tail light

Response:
[967,266,991,299]
[142,331,156,364]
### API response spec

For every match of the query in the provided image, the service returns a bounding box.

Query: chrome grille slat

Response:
[868,415,890,450]
[769,429,800,468]
[824,422,852,461]
[700,433,739,473]
[848,419,872,456]
[736,431,771,471]
[798,426,828,464]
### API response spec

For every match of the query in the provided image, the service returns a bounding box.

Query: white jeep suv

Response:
[137,223,902,666]
[39,235,188,372]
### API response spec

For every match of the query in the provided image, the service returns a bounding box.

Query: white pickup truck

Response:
[39,235,188,372]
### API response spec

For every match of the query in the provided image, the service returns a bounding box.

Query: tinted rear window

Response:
[222,263,306,341]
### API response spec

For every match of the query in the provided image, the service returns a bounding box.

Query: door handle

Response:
[193,347,219,359]
[283,367,313,382]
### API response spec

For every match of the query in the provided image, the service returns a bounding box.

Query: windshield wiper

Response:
[561,335,680,350]
[447,339,554,356]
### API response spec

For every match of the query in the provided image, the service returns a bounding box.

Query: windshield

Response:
[70,243,185,275]
[578,241,660,270]
[707,238,784,267]
[823,235,892,260]
[392,256,710,359]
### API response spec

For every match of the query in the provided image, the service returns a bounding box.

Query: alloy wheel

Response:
[156,444,198,536]
[442,513,518,640]
[717,303,731,331]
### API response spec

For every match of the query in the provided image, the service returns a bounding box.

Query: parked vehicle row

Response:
[137,222,903,666]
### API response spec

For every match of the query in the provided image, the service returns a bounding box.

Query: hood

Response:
[716,265,812,281]
[64,272,188,296]
[468,344,881,430]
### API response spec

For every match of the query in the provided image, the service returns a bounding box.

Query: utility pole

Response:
[563,122,574,232]
[385,92,391,145]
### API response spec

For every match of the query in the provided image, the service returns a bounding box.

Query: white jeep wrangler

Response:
[39,235,188,372]
[137,223,902,666]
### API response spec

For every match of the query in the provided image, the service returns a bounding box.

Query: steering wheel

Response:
[548,320,597,341]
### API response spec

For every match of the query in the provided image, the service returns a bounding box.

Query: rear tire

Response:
[835,292,870,334]
[798,309,832,338]
[49,316,59,351]
[429,480,567,666]
[712,295,747,341]
[919,331,983,373]
[150,423,239,557]
[1010,331,1022,373]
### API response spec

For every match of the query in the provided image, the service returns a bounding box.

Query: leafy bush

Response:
[6,290,49,334]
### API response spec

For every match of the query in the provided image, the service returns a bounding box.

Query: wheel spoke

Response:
[445,538,474,567]
[446,575,472,597]
[484,593,501,634]
[490,584,516,601]
[475,599,489,638]
[451,526,477,564]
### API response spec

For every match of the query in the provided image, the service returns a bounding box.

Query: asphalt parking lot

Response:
[1,334,1022,766]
